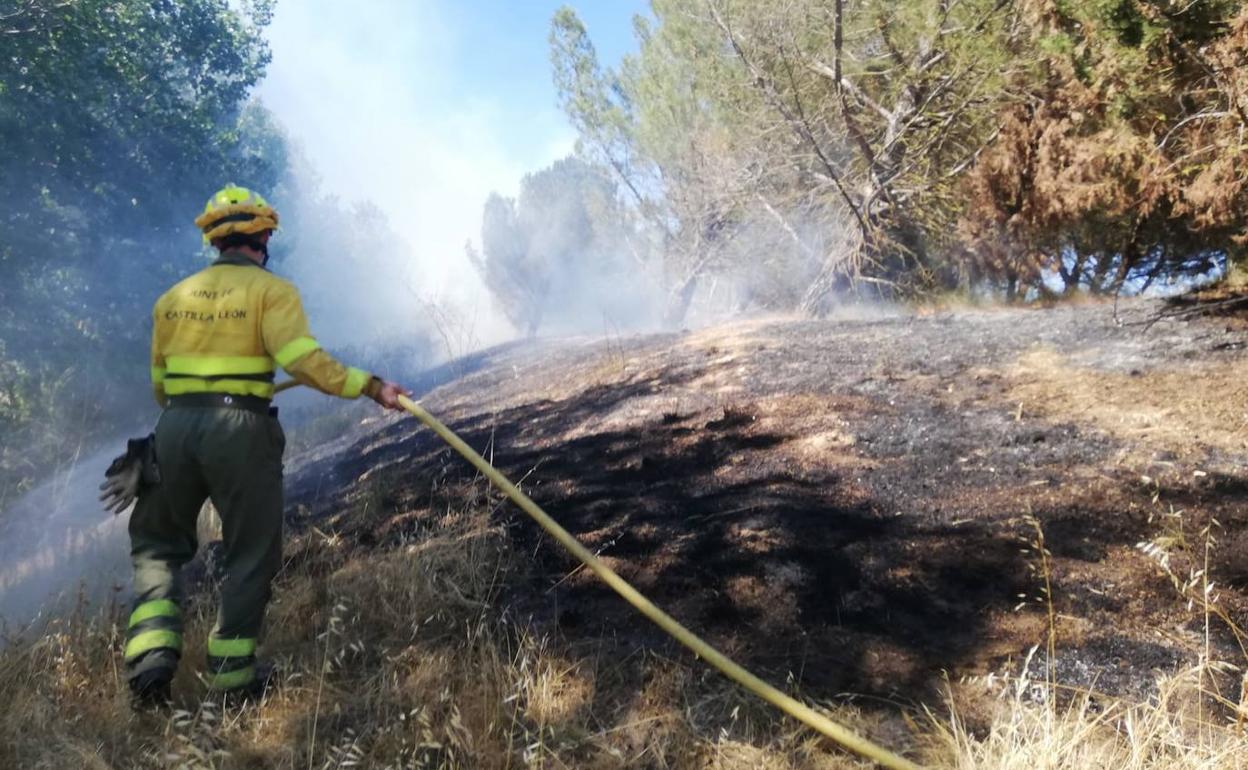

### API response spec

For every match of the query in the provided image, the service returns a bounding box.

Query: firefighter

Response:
[121,185,408,703]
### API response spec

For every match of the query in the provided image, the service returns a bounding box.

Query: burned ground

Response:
[287,297,1248,709]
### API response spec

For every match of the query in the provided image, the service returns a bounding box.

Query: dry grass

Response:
[0,481,882,769]
[1220,266,1248,290]
[927,665,1248,770]
[1006,346,1248,458]
[923,506,1248,770]
[2,477,1247,769]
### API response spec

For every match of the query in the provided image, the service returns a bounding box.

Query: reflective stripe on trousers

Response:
[124,598,183,662]
[206,634,258,690]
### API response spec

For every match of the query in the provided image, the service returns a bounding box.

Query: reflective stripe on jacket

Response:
[150,251,371,405]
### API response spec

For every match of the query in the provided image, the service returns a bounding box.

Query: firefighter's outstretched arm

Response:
[261,283,408,409]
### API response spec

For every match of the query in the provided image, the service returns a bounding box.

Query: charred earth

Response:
[288,296,1248,708]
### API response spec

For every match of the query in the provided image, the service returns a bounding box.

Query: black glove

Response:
[99,435,160,515]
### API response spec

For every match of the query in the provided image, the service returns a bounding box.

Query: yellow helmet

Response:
[194,184,280,243]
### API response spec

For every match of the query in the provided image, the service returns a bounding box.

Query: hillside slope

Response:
[4,296,1245,770]
[288,297,1248,705]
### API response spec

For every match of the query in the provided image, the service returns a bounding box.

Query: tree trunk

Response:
[664,273,698,329]
[1060,252,1087,295]
[1089,253,1115,295]
[1139,253,1168,294]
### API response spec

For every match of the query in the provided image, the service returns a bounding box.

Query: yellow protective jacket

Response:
[150,251,374,406]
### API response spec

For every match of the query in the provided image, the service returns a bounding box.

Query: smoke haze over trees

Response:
[0,0,282,498]
[0,0,430,499]
[8,0,1248,491]
[508,0,1248,325]
[467,156,661,337]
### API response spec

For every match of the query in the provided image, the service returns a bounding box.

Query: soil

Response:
[286,294,1248,708]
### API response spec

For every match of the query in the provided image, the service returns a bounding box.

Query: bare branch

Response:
[805,58,892,121]
[705,0,872,241]
[945,126,1002,178]
[828,0,906,217]
[1158,110,1232,150]
[875,12,909,69]
[755,192,815,258]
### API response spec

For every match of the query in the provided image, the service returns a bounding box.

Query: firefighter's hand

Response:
[368,378,410,411]
[99,458,142,515]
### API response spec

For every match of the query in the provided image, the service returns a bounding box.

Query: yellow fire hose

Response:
[276,380,919,768]
[391,394,922,770]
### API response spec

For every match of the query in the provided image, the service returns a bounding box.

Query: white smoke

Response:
[254,0,578,350]
[0,438,134,632]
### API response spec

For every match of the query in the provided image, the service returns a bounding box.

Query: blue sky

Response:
[256,1,646,331]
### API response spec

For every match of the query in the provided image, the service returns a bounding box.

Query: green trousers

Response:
[125,405,285,690]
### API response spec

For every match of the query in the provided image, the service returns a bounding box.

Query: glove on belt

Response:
[99,434,160,515]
